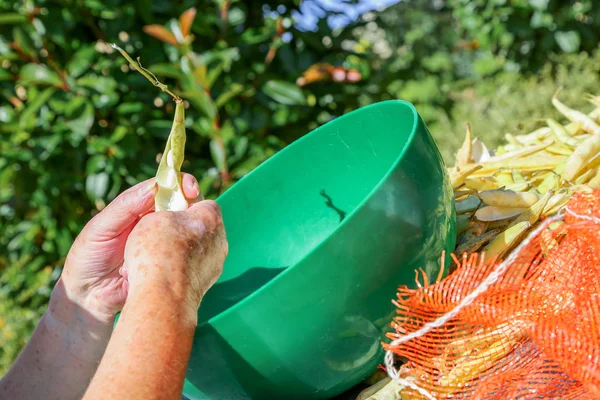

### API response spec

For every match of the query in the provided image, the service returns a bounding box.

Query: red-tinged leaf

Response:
[143,25,179,46]
[179,7,196,37]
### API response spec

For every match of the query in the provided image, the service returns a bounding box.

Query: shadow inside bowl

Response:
[202,102,423,323]
[197,267,287,324]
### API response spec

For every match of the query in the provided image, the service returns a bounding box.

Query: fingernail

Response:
[192,180,200,198]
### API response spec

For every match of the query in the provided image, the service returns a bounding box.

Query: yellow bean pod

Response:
[563,134,600,182]
[475,206,526,222]
[509,190,552,227]
[485,142,552,164]
[493,170,514,187]
[552,94,600,135]
[537,172,560,194]
[482,221,531,261]
[155,101,188,211]
[455,229,500,256]
[547,118,578,147]
[587,169,600,189]
[479,189,540,208]
[455,123,473,167]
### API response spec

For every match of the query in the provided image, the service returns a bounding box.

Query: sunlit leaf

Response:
[179,7,197,37]
[263,80,306,105]
[554,31,581,53]
[19,88,55,130]
[86,172,109,202]
[181,87,217,120]
[143,24,179,46]
[0,68,12,81]
[215,83,245,108]
[66,100,94,142]
[0,13,27,24]
[13,27,36,58]
[19,64,62,86]
[210,139,227,171]
[66,45,97,78]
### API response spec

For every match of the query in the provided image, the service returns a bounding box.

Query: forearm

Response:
[83,280,197,400]
[0,279,113,400]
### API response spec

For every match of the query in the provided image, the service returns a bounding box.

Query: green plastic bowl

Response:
[182,100,456,399]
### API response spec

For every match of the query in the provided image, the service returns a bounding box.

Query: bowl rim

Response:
[205,100,422,327]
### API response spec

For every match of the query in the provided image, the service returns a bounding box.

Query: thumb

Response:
[85,179,157,240]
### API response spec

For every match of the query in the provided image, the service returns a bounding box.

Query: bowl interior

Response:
[197,101,419,324]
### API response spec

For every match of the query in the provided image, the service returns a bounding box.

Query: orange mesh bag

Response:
[382,190,600,399]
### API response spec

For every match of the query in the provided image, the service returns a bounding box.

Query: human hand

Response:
[55,174,202,324]
[122,200,228,319]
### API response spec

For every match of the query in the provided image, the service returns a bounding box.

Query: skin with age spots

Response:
[0,172,220,400]
[84,200,227,400]
[124,201,227,311]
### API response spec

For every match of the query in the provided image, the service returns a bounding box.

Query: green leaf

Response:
[76,75,117,93]
[66,45,97,78]
[0,105,15,122]
[86,172,109,202]
[240,28,271,45]
[116,102,144,115]
[422,52,453,72]
[230,136,248,164]
[37,134,62,161]
[181,88,217,120]
[110,126,129,142]
[528,0,549,10]
[13,27,36,58]
[215,83,245,108]
[19,64,62,86]
[191,117,215,138]
[530,11,553,29]
[0,68,12,81]
[19,88,56,130]
[146,120,173,140]
[92,91,119,109]
[473,53,505,77]
[554,31,581,53]
[217,120,236,144]
[55,228,73,257]
[210,139,227,171]
[0,13,27,24]
[66,100,94,142]
[0,36,10,54]
[228,7,246,26]
[86,155,107,174]
[262,80,306,106]
[206,63,224,88]
[107,172,122,200]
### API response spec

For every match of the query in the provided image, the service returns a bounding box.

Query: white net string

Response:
[383,210,571,399]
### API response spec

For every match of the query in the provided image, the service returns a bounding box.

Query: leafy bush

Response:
[435,50,600,160]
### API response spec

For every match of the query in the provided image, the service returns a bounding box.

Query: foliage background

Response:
[1,0,599,374]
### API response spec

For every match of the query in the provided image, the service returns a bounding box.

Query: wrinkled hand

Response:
[59,174,202,322]
[123,200,228,315]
